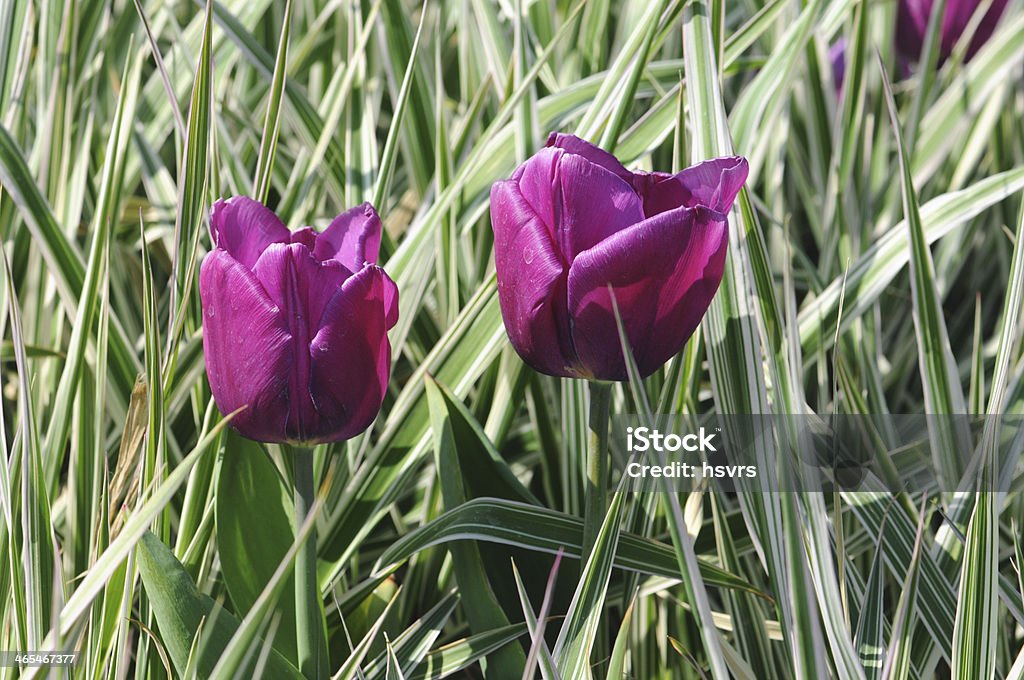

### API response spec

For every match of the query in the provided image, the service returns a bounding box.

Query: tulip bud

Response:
[896,0,1008,64]
[200,198,398,444]
[490,133,748,381]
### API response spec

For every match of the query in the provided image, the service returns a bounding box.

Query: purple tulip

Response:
[490,133,748,381]
[200,198,398,444]
[896,0,1008,64]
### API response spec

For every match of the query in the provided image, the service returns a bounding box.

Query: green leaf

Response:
[215,431,297,660]
[137,532,304,679]
[425,377,526,678]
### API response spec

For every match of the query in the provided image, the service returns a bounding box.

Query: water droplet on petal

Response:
[207,306,215,317]
[523,247,535,264]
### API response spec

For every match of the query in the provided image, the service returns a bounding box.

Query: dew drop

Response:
[523,247,535,264]
[207,306,215,317]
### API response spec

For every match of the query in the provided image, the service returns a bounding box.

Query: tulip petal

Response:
[309,265,393,442]
[252,243,350,441]
[382,270,399,329]
[546,132,633,182]
[566,205,729,379]
[514,146,644,258]
[897,0,1008,62]
[253,243,350,336]
[512,146,560,244]
[554,151,645,258]
[943,0,1008,58]
[200,249,292,442]
[634,156,749,217]
[313,202,382,270]
[210,196,291,270]
[490,178,577,377]
[290,227,318,250]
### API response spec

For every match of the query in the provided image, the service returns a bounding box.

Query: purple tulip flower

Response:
[490,133,748,381]
[200,198,398,444]
[896,0,1008,64]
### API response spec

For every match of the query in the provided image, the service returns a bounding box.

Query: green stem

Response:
[581,381,612,562]
[292,447,327,680]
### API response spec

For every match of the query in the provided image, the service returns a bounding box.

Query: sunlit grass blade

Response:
[880,52,969,488]
[252,0,293,204]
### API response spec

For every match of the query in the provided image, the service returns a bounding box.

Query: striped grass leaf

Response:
[855,512,891,680]
[575,0,672,139]
[131,0,185,140]
[252,0,293,204]
[825,0,868,262]
[50,43,139,457]
[610,273,738,680]
[912,11,1024,184]
[551,487,625,679]
[903,0,949,152]
[880,53,969,488]
[710,493,775,674]
[949,171,1024,680]
[684,1,832,677]
[162,1,215,399]
[605,594,634,680]
[406,625,528,680]
[730,0,830,168]
[167,0,213,328]
[880,499,929,680]
[596,0,670,152]
[140,221,165,539]
[512,0,540,161]
[372,2,429,215]
[0,124,141,402]
[511,556,561,680]
[331,587,402,680]
[363,593,460,679]
[842,489,956,661]
[376,0,435,195]
[0,250,53,652]
[372,497,766,599]
[385,639,407,680]
[951,491,998,680]
[50,407,239,641]
[797,165,1024,352]
[280,0,382,224]
[319,280,505,577]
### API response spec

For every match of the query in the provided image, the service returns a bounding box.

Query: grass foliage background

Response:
[2,0,1024,677]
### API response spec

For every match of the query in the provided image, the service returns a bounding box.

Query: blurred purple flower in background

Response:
[896,0,1008,64]
[830,38,847,92]
[490,133,748,381]
[200,197,398,444]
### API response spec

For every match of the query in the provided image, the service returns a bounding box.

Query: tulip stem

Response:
[582,381,612,563]
[291,447,327,680]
